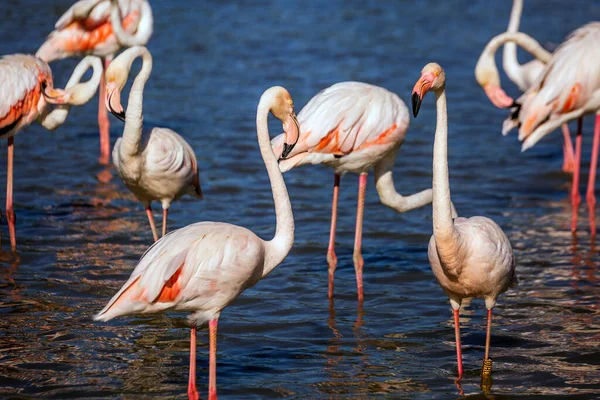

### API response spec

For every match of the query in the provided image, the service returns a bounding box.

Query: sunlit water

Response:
[0,0,598,398]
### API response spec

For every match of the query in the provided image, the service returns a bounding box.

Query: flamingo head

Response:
[474,53,513,109]
[104,63,127,122]
[411,63,446,117]
[265,86,300,160]
[41,80,70,105]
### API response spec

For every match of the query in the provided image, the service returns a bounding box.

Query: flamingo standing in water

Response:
[412,63,516,379]
[0,54,103,251]
[104,46,202,242]
[271,82,433,300]
[95,86,300,399]
[485,23,600,236]
[477,0,576,173]
[36,0,153,164]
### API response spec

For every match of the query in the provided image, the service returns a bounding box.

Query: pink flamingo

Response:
[95,86,300,400]
[36,0,153,164]
[104,46,202,242]
[412,62,517,380]
[271,82,433,301]
[0,54,103,251]
[476,0,576,173]
[498,23,600,236]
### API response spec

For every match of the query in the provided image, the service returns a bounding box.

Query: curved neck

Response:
[503,0,524,85]
[120,47,152,156]
[432,87,458,243]
[256,101,294,276]
[38,56,103,130]
[110,0,153,47]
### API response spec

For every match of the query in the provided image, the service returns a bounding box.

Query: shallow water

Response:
[0,0,599,398]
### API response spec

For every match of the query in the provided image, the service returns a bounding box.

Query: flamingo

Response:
[0,54,103,251]
[271,82,433,301]
[95,86,300,399]
[412,63,517,379]
[36,0,153,164]
[104,46,202,242]
[497,23,600,236]
[477,0,576,173]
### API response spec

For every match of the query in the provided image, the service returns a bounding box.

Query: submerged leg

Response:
[98,57,111,165]
[162,207,168,238]
[562,123,575,174]
[6,137,16,251]
[481,309,494,393]
[327,173,340,299]
[187,326,199,400]
[586,115,600,236]
[145,205,159,242]
[571,118,583,233]
[208,319,218,400]
[453,309,464,379]
[353,173,367,301]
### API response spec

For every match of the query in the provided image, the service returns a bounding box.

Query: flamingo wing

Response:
[95,221,264,322]
[518,23,600,139]
[54,0,109,30]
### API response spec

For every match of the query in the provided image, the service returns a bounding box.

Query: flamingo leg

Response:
[353,173,367,301]
[562,123,576,174]
[98,57,111,165]
[145,205,159,242]
[162,207,168,238]
[208,319,218,400]
[483,309,493,361]
[6,137,16,252]
[187,326,199,400]
[453,309,464,379]
[327,173,340,299]
[571,118,583,233]
[586,115,600,237]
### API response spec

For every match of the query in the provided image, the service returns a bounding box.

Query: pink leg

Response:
[187,326,199,400]
[162,207,168,237]
[208,319,218,400]
[571,118,583,233]
[327,174,340,299]
[586,115,600,236]
[145,205,159,242]
[353,173,367,301]
[453,309,464,379]
[98,58,111,165]
[562,123,576,174]
[484,309,493,361]
[6,137,16,252]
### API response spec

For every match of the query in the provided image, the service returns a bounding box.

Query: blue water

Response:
[0,0,598,398]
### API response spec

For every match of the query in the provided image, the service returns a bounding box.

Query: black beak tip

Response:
[110,109,126,122]
[280,143,294,160]
[411,92,421,118]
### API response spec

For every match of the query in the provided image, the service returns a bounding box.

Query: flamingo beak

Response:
[106,83,125,122]
[483,84,514,109]
[281,111,299,160]
[411,73,435,117]
[41,82,69,105]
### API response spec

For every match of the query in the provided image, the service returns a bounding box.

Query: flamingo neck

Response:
[432,87,458,248]
[256,99,294,276]
[110,0,153,47]
[120,46,152,156]
[503,0,525,87]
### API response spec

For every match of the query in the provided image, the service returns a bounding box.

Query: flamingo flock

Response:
[0,0,597,398]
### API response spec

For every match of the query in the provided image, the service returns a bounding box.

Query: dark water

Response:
[0,0,599,398]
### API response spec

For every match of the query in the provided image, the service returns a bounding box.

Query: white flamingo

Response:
[95,86,300,400]
[104,46,202,241]
[0,54,103,250]
[412,63,517,379]
[271,82,433,300]
[37,0,153,164]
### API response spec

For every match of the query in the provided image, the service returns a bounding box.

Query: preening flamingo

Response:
[36,0,153,164]
[104,46,201,242]
[497,23,600,236]
[476,0,575,173]
[0,54,103,251]
[95,86,299,399]
[271,82,433,301]
[412,63,516,379]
